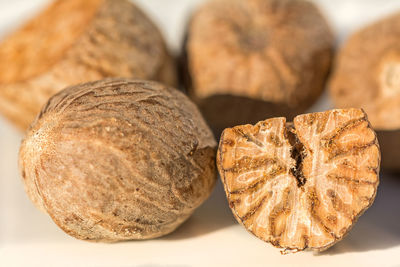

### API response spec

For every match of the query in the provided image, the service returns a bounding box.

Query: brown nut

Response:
[217,108,380,253]
[0,0,176,131]
[19,78,217,242]
[183,0,334,135]
[330,12,400,170]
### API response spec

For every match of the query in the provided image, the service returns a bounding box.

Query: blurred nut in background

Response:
[0,0,176,131]
[330,12,400,171]
[19,78,217,242]
[183,0,334,136]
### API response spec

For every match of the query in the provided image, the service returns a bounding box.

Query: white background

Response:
[1,0,400,266]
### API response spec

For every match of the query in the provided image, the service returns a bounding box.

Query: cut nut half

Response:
[217,108,380,253]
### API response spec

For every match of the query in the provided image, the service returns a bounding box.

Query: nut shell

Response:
[0,0,176,130]
[19,79,217,241]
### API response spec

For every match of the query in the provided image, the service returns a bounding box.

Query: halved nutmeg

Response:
[217,108,380,253]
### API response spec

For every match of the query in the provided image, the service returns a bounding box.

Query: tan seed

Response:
[19,78,216,242]
[184,0,334,135]
[0,0,176,130]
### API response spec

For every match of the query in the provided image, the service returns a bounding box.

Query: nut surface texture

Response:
[0,0,176,130]
[217,109,380,253]
[184,0,334,134]
[19,79,216,241]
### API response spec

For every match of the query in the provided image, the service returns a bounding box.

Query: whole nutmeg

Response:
[329,12,400,170]
[183,0,334,135]
[19,79,217,241]
[0,0,176,131]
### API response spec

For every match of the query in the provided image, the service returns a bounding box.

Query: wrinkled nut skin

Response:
[0,0,176,131]
[330,12,400,171]
[217,109,380,253]
[19,79,217,242]
[184,0,334,135]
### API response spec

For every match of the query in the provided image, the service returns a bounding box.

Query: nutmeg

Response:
[19,78,216,241]
[0,0,176,130]
[183,0,334,135]
[217,108,380,253]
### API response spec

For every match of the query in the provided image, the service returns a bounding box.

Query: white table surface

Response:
[1,0,400,266]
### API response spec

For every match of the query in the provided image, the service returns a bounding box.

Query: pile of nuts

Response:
[3,0,399,254]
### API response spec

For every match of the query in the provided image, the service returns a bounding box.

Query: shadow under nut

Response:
[19,78,217,241]
[0,0,176,131]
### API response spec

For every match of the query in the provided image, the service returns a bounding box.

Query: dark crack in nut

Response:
[19,78,216,242]
[183,0,334,135]
[217,108,380,253]
[0,0,176,130]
